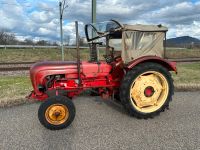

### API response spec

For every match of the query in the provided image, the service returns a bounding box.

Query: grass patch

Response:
[0,76,32,105]
[0,48,78,62]
[0,48,105,62]
[172,62,200,84]
[1,47,200,62]
[165,48,200,59]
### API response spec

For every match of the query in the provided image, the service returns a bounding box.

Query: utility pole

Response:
[75,21,81,85]
[92,0,96,24]
[59,0,68,61]
[90,0,97,61]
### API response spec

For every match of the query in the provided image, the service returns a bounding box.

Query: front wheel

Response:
[38,96,75,130]
[120,62,174,118]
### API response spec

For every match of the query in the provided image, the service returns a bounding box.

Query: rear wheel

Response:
[120,62,174,118]
[38,96,75,130]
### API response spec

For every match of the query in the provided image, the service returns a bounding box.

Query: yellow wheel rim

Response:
[45,104,69,125]
[130,71,169,113]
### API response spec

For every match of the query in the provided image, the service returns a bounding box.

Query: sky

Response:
[0,0,200,43]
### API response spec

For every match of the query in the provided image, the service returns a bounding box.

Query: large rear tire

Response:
[38,96,75,130]
[120,62,174,118]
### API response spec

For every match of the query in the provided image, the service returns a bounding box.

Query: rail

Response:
[0,45,95,49]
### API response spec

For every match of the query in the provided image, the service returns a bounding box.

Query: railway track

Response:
[0,62,35,65]
[0,67,30,72]
[0,58,200,72]
[168,58,200,62]
[0,62,34,72]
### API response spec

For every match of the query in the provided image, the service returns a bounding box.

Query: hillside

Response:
[166,36,200,47]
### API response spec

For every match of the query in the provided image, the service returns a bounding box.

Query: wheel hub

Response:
[45,104,69,125]
[144,86,155,97]
[130,72,167,110]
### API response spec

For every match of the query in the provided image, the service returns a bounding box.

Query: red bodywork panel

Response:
[127,56,177,73]
[29,56,176,101]
[30,61,78,94]
[29,60,122,100]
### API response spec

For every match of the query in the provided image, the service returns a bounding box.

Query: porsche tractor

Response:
[28,20,177,130]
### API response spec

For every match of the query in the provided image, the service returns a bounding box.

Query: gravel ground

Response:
[0,64,32,68]
[0,92,200,150]
[0,70,29,76]
[0,63,30,76]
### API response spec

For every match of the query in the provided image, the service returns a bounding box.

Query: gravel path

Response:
[0,64,32,68]
[0,92,200,150]
[0,70,29,76]
[0,64,31,76]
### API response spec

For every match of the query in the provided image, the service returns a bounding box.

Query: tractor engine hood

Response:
[30,61,78,95]
[30,61,78,74]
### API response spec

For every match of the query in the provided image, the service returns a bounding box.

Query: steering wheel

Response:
[85,24,122,42]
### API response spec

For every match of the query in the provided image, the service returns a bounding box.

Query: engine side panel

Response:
[81,61,112,78]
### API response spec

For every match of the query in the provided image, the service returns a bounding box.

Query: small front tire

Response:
[38,96,75,130]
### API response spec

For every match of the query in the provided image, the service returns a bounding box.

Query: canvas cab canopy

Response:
[121,24,168,63]
[85,20,168,64]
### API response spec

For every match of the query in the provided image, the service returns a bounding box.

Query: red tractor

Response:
[28,20,177,130]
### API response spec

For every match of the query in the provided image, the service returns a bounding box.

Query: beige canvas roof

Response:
[121,24,168,63]
[123,24,168,32]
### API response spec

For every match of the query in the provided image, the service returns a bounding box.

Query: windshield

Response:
[85,20,122,42]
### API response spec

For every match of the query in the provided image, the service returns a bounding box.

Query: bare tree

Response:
[24,38,34,45]
[36,40,49,46]
[52,41,58,46]
[0,31,6,44]
[0,30,17,45]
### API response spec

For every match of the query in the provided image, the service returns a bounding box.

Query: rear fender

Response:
[126,56,177,73]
